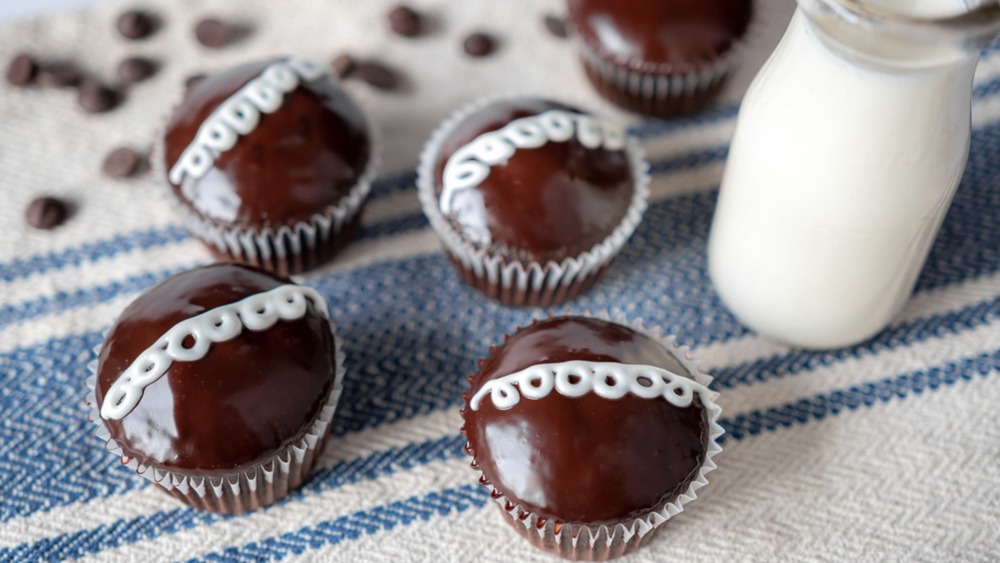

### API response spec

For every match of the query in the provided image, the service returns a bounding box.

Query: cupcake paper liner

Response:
[84,324,347,514]
[417,95,651,308]
[463,315,724,560]
[153,62,381,277]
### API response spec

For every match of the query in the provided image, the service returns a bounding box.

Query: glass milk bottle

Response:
[708,0,1000,349]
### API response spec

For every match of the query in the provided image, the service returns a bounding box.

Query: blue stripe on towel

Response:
[197,485,491,562]
[0,169,415,285]
[713,294,1000,390]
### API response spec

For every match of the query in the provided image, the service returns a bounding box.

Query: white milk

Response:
[708,1,978,349]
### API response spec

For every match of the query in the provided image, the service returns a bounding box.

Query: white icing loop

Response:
[575,116,602,149]
[486,378,521,410]
[439,109,629,216]
[518,370,554,400]
[469,361,713,411]
[218,97,260,134]
[538,111,575,142]
[168,58,327,186]
[100,284,329,421]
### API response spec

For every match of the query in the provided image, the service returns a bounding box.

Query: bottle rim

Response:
[798,0,1000,52]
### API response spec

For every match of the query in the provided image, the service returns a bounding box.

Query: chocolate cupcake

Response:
[567,0,753,118]
[461,316,723,560]
[85,264,345,513]
[417,97,649,307]
[159,58,377,275]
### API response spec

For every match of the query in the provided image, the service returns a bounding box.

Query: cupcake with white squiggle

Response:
[417,97,649,308]
[567,0,754,118]
[159,58,378,276]
[85,263,344,513]
[461,316,723,560]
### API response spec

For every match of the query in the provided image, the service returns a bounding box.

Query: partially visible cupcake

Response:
[85,263,345,513]
[461,316,723,560]
[417,97,649,308]
[567,0,753,118]
[160,57,377,275]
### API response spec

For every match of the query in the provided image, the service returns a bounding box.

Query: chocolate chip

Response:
[25,197,68,230]
[103,147,142,178]
[37,62,82,88]
[77,79,120,113]
[117,56,158,84]
[463,32,496,57]
[117,9,156,40]
[6,53,37,86]
[544,15,568,39]
[356,60,400,90]
[388,5,422,37]
[331,54,357,79]
[184,72,207,93]
[194,17,235,48]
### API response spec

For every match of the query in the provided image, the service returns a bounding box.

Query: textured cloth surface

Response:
[1,0,1000,561]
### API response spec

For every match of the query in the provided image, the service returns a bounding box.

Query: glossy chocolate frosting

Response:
[462,317,708,524]
[95,264,336,472]
[163,59,370,228]
[433,98,634,263]
[567,0,753,69]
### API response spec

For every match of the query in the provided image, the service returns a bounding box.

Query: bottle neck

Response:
[798,0,998,71]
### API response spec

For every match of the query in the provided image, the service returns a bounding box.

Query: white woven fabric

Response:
[1,0,999,561]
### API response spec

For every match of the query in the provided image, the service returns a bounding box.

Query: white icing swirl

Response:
[168,58,326,190]
[439,109,627,220]
[100,284,329,421]
[468,360,713,411]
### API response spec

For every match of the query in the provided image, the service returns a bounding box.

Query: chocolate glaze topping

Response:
[462,317,708,524]
[433,99,634,263]
[567,0,753,68]
[95,264,336,472]
[163,59,370,228]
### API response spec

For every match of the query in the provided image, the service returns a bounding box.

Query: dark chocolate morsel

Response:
[37,62,82,88]
[356,60,400,90]
[388,5,422,37]
[331,54,357,79]
[6,53,37,86]
[117,56,158,84]
[462,32,496,57]
[77,79,121,113]
[543,15,569,38]
[25,196,69,230]
[462,317,709,524]
[116,9,156,40]
[183,72,207,93]
[194,17,236,48]
[103,147,142,178]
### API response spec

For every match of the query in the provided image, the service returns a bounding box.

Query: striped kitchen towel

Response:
[1,0,998,560]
